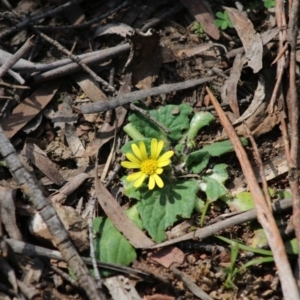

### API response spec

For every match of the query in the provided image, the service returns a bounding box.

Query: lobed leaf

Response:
[124,179,199,242]
[128,104,192,142]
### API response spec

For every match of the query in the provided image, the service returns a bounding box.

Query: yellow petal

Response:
[131,143,143,161]
[157,151,174,167]
[148,175,155,190]
[126,152,141,164]
[127,171,143,181]
[156,168,163,174]
[139,141,148,160]
[150,138,158,159]
[121,161,141,169]
[157,159,170,168]
[156,140,164,159]
[153,173,164,188]
[134,173,146,187]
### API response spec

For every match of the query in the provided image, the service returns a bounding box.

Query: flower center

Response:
[141,159,158,175]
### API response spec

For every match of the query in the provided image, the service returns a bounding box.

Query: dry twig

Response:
[0,125,103,300]
[286,0,300,282]
[79,77,213,114]
[206,87,299,300]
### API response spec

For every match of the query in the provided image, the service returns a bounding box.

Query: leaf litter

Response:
[0,0,299,299]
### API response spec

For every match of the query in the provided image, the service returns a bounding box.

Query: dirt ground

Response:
[0,0,299,299]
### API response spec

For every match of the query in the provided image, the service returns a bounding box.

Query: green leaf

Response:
[285,238,298,255]
[121,176,145,200]
[263,0,275,8]
[214,19,225,28]
[216,11,225,19]
[223,191,255,212]
[277,189,291,199]
[185,151,210,173]
[185,139,247,173]
[129,104,192,142]
[203,177,228,202]
[221,22,228,30]
[206,164,229,184]
[93,217,136,276]
[201,138,248,157]
[249,228,268,249]
[186,112,214,148]
[238,257,274,273]
[216,235,273,256]
[194,197,205,213]
[126,204,143,230]
[135,180,199,242]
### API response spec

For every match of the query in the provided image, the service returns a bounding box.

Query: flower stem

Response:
[123,123,145,140]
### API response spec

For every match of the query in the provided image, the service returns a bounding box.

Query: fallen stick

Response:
[151,198,292,248]
[205,87,299,300]
[0,125,102,299]
[79,77,213,114]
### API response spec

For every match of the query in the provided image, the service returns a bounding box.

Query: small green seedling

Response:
[263,0,276,8]
[217,236,274,289]
[191,21,205,37]
[215,11,234,30]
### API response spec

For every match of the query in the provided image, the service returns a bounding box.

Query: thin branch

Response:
[206,87,299,300]
[244,124,272,209]
[286,0,300,284]
[170,265,213,300]
[129,103,171,134]
[0,125,102,300]
[34,30,115,92]
[88,196,102,287]
[7,69,25,84]
[152,198,292,248]
[0,80,29,89]
[0,36,34,79]
[32,43,130,83]
[0,0,83,39]
[34,1,130,30]
[5,239,151,279]
[79,77,213,114]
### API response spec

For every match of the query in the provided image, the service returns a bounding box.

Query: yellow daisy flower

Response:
[121,138,174,190]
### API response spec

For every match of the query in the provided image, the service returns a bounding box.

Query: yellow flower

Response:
[121,138,174,190]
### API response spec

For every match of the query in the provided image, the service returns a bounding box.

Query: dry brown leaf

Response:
[1,80,60,139]
[51,173,88,204]
[233,76,265,125]
[221,53,244,117]
[65,123,89,167]
[145,294,175,300]
[151,246,185,268]
[95,177,154,249]
[0,186,22,240]
[224,7,263,73]
[41,164,105,185]
[179,0,219,40]
[173,42,214,59]
[83,106,127,157]
[125,30,162,89]
[72,72,107,102]
[22,142,65,186]
[235,102,280,137]
[94,23,134,38]
[29,203,89,252]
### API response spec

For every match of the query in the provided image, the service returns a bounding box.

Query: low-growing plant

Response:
[217,236,274,289]
[93,103,249,271]
[215,11,234,30]
[263,0,275,8]
[190,21,205,37]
